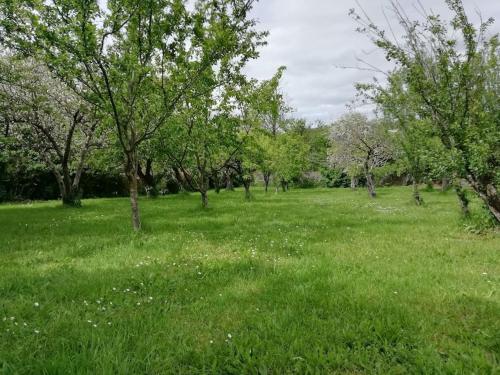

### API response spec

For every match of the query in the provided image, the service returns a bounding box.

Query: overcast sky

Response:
[244,0,500,123]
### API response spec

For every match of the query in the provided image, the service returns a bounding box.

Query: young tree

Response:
[352,0,500,222]
[358,71,438,205]
[229,78,267,200]
[161,101,242,208]
[160,63,253,208]
[231,135,264,200]
[255,66,290,192]
[270,132,310,192]
[0,56,99,206]
[328,112,392,198]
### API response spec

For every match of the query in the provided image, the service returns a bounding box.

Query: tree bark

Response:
[263,172,270,193]
[225,168,234,191]
[281,179,287,192]
[138,158,157,198]
[365,173,376,198]
[61,185,80,207]
[200,190,209,208]
[412,180,423,206]
[126,153,141,231]
[467,176,500,223]
[350,176,358,190]
[45,155,81,207]
[364,155,376,198]
[243,179,251,200]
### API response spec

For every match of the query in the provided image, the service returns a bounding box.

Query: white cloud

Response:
[245,0,500,123]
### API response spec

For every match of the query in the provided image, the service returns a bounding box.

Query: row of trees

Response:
[0,0,498,227]
[335,0,499,223]
[0,0,318,230]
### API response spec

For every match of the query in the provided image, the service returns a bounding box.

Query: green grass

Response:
[0,187,499,374]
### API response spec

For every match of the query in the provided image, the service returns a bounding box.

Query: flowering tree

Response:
[0,56,99,206]
[328,112,392,198]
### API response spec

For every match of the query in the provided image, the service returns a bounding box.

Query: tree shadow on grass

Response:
[1,249,498,373]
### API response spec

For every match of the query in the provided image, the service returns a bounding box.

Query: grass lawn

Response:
[0,187,499,374]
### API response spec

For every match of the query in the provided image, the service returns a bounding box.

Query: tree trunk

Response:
[365,173,376,198]
[61,186,80,207]
[126,153,141,231]
[213,171,220,194]
[53,162,80,207]
[200,190,209,208]
[412,180,423,206]
[281,179,286,192]
[350,176,358,190]
[138,159,157,198]
[263,172,270,193]
[243,179,251,200]
[454,183,470,217]
[467,177,500,223]
[225,171,234,191]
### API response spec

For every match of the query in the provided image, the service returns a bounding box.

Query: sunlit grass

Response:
[0,187,499,373]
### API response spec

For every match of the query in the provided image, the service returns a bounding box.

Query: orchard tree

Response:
[359,68,475,211]
[160,66,251,208]
[328,112,392,198]
[1,0,266,230]
[0,56,99,206]
[229,77,267,200]
[255,66,290,191]
[352,0,500,222]
[358,71,437,205]
[270,132,310,192]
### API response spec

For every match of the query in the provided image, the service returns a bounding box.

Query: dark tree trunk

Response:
[126,153,141,231]
[200,190,208,208]
[243,179,251,200]
[412,180,423,206]
[364,156,376,198]
[172,167,191,191]
[51,162,81,207]
[281,179,286,192]
[365,173,376,198]
[138,158,157,198]
[225,174,234,191]
[454,183,470,217]
[199,171,209,208]
[263,172,270,193]
[61,185,80,207]
[467,176,500,223]
[212,169,222,194]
